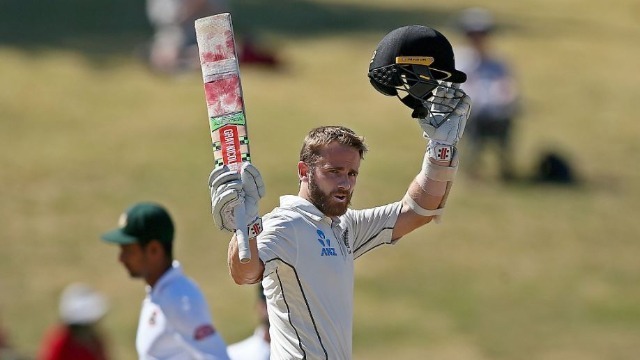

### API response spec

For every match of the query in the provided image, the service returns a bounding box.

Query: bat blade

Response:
[195,13,252,263]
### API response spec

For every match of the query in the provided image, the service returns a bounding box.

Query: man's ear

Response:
[298,161,309,182]
[146,240,163,257]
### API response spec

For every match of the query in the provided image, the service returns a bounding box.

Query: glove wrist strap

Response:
[427,141,457,164]
[247,217,263,238]
[422,146,458,181]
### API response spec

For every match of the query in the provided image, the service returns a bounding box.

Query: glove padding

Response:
[418,82,472,147]
[209,165,242,233]
[208,163,265,236]
[240,162,265,237]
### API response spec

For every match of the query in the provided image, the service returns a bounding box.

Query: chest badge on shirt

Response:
[148,310,157,326]
[317,230,337,257]
[341,229,352,255]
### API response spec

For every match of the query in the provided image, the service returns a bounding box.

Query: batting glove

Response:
[208,163,265,237]
[418,82,471,147]
[209,165,242,233]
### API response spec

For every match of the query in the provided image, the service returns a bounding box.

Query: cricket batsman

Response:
[208,25,472,359]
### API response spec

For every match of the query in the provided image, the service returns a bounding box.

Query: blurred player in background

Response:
[226,285,270,360]
[208,25,472,358]
[145,0,280,74]
[101,202,230,359]
[455,7,521,181]
[145,0,229,73]
[38,283,110,360]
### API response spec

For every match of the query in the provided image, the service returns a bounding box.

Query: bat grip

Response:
[234,204,251,263]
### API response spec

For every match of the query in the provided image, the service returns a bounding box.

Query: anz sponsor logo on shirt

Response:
[317,229,337,257]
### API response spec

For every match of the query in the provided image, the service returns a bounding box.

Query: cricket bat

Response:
[195,13,252,263]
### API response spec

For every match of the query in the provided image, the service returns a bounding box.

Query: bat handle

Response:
[234,204,251,263]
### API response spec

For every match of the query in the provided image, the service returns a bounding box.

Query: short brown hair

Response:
[299,126,368,166]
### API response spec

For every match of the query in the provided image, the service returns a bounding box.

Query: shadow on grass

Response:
[0,0,458,64]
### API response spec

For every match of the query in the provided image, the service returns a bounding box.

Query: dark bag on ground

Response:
[534,151,577,184]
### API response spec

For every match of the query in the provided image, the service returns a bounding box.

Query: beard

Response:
[307,171,352,217]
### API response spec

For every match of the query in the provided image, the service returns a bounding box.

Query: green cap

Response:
[101,202,174,245]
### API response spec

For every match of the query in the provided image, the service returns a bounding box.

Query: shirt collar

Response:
[279,195,335,225]
[146,260,182,295]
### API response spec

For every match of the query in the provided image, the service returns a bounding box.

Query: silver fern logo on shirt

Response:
[317,230,337,256]
[341,229,352,254]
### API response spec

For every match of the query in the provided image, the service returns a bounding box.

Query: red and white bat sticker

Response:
[219,125,241,168]
[204,76,243,116]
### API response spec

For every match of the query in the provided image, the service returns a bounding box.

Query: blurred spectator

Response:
[237,33,281,68]
[226,285,269,360]
[144,0,280,74]
[455,7,521,181]
[145,0,229,73]
[37,283,110,360]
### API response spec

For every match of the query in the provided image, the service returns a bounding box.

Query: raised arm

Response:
[227,234,263,284]
[392,83,471,240]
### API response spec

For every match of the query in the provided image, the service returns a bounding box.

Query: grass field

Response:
[1,0,639,359]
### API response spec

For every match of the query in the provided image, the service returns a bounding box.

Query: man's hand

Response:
[418,83,472,147]
[208,163,265,237]
[208,165,242,232]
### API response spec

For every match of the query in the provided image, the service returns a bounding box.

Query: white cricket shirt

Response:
[257,195,402,359]
[136,261,230,360]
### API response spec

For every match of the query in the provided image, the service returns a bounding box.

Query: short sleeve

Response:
[343,201,402,259]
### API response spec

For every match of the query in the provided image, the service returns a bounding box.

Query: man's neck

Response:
[145,260,173,288]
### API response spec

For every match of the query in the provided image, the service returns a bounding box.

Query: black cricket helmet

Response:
[368,25,466,118]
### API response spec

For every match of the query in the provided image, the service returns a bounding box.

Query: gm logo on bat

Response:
[317,230,337,257]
